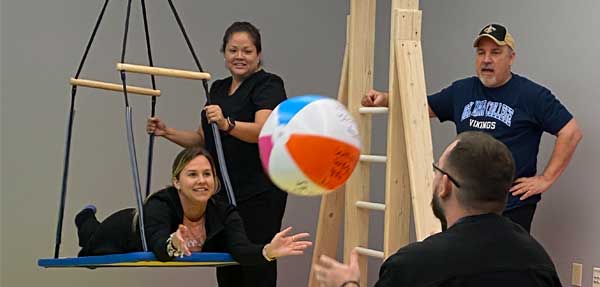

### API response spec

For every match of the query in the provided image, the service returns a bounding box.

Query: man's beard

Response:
[478,75,496,87]
[431,190,448,231]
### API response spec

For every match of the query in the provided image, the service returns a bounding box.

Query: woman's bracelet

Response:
[340,280,360,287]
[262,244,275,261]
[166,233,184,258]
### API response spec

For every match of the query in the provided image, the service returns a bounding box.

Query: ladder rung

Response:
[116,63,212,80]
[355,247,384,259]
[358,107,389,114]
[355,201,385,211]
[69,78,161,97]
[360,154,387,163]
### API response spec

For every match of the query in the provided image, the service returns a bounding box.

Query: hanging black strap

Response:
[140,0,158,198]
[119,0,132,107]
[119,0,149,252]
[166,0,210,99]
[166,0,237,207]
[74,0,110,79]
[54,0,110,259]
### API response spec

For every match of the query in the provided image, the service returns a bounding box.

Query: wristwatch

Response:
[225,117,236,133]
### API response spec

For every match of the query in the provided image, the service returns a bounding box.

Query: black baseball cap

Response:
[473,24,515,50]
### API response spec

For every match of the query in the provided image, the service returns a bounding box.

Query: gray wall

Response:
[417,1,600,286]
[1,0,598,287]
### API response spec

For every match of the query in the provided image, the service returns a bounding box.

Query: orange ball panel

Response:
[286,134,360,190]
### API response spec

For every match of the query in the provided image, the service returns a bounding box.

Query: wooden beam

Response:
[355,246,384,259]
[394,9,422,41]
[359,155,387,163]
[356,201,386,211]
[337,15,351,106]
[393,0,419,10]
[394,38,440,241]
[307,188,345,287]
[393,7,440,240]
[69,78,161,97]
[116,63,211,80]
[395,9,441,240]
[384,8,411,258]
[358,107,389,114]
[344,1,376,286]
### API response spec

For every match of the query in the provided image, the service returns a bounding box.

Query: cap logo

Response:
[483,25,496,34]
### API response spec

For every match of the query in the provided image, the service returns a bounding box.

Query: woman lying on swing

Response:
[75,146,311,265]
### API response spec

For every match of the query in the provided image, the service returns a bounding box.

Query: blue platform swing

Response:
[38,0,238,268]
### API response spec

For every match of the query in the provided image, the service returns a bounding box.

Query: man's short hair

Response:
[445,131,515,212]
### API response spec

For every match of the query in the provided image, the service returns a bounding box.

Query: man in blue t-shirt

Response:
[362,23,583,232]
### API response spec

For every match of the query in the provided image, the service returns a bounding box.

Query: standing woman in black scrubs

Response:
[147,22,288,287]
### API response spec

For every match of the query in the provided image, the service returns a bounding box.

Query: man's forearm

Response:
[542,119,583,182]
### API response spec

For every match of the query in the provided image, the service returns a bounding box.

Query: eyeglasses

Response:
[432,162,461,188]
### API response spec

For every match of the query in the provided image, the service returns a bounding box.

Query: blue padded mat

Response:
[38,252,238,268]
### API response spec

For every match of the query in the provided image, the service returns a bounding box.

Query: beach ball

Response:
[258,95,361,196]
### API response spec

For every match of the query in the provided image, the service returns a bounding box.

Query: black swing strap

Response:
[54,0,110,259]
[140,0,158,198]
[119,0,149,252]
[166,0,237,206]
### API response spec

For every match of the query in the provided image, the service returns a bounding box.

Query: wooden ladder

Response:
[308,1,440,286]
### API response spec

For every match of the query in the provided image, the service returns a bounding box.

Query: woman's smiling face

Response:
[224,31,261,81]
[173,155,216,205]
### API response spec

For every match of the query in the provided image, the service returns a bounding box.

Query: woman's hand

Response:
[265,226,312,259]
[204,105,229,131]
[147,117,168,136]
[171,224,192,256]
[147,116,205,147]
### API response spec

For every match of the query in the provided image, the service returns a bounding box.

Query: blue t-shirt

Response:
[428,73,572,209]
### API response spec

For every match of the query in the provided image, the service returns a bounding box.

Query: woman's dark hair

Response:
[220,21,262,54]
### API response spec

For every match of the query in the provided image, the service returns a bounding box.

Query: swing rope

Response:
[140,0,158,199]
[166,0,237,207]
[54,0,110,259]
[118,0,150,252]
